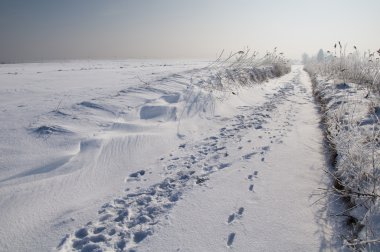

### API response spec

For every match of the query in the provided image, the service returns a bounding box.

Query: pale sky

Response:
[0,0,379,62]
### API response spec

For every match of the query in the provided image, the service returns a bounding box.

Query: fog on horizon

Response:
[0,0,379,63]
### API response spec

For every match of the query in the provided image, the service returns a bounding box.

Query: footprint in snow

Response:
[227,207,245,224]
[242,152,256,160]
[127,170,146,181]
[262,146,270,151]
[129,170,145,178]
[227,232,236,246]
[227,214,235,224]
[219,163,231,170]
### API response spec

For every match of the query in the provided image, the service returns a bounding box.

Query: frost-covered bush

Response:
[305,46,380,249]
[196,48,291,94]
[306,44,380,95]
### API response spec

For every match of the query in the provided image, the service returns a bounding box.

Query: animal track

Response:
[129,170,145,178]
[248,171,258,181]
[227,214,235,224]
[227,207,245,224]
[242,152,256,160]
[227,232,236,246]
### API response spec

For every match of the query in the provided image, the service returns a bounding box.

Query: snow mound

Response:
[139,105,177,121]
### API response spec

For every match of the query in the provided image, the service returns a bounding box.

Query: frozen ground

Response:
[0,61,334,251]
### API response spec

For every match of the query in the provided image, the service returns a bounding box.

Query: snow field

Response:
[0,61,333,252]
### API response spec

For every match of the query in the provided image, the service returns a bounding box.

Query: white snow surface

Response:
[0,61,334,251]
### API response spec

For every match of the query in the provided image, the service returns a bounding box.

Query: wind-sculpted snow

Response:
[56,71,311,252]
[139,105,177,121]
[0,60,210,252]
[0,62,329,252]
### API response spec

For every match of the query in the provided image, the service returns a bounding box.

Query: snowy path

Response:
[57,66,333,251]
[0,62,333,251]
[141,67,333,251]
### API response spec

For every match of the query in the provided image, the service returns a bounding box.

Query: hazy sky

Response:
[0,0,379,62]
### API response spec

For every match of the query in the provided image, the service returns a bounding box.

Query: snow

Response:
[310,73,380,249]
[138,67,334,252]
[0,61,335,251]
